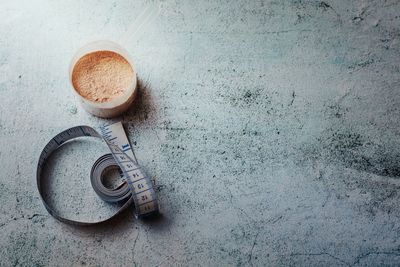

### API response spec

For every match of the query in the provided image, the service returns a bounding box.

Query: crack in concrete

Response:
[290,250,400,266]
[247,230,260,266]
[132,231,140,265]
[352,250,400,266]
[289,91,296,106]
[290,252,351,266]
[0,214,46,228]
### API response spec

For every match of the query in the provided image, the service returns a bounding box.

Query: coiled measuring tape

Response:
[36,122,158,225]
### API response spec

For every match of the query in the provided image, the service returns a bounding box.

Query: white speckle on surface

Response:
[68,105,77,115]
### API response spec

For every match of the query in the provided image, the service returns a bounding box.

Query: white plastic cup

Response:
[69,40,137,118]
[69,3,160,118]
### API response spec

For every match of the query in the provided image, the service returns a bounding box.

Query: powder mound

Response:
[72,51,134,103]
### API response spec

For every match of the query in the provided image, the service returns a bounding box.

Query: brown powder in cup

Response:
[72,51,134,103]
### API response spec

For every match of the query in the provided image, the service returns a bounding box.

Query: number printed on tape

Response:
[138,201,157,214]
[129,179,150,193]
[136,190,153,205]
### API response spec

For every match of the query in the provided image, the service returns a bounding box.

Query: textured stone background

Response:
[1,0,400,266]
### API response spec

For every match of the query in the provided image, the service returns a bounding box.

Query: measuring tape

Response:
[36,122,158,225]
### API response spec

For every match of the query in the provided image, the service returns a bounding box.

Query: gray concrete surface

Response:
[1,0,400,266]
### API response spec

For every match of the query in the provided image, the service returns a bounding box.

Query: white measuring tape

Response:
[36,122,158,225]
